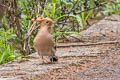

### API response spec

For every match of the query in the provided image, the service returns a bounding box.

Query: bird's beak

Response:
[53,21,57,24]
[53,21,67,25]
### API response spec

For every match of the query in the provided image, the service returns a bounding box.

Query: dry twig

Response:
[24,23,40,55]
[56,41,118,48]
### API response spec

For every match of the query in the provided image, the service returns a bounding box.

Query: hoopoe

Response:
[32,17,58,64]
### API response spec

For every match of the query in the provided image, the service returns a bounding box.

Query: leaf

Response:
[21,14,27,19]
[84,10,93,23]
[52,28,80,38]
[66,3,73,8]
[75,15,83,30]
[52,0,58,3]
[0,52,6,64]
[51,3,56,16]
[56,14,83,30]
[45,10,50,16]
[81,5,85,22]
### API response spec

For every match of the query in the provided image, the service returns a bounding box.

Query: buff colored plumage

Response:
[32,17,58,64]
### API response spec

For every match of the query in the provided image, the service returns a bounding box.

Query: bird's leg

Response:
[51,56,54,63]
[38,52,45,64]
[41,56,45,64]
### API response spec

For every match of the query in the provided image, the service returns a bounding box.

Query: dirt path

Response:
[40,44,120,80]
[0,43,119,80]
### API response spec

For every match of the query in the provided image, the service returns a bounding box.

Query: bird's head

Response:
[31,17,55,31]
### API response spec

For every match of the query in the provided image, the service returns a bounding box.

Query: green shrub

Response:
[3,0,119,55]
[0,29,21,64]
[104,0,120,15]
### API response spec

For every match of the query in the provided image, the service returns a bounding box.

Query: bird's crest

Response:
[31,17,53,22]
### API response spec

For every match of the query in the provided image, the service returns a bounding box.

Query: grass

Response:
[0,29,21,64]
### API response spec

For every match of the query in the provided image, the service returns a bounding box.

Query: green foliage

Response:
[1,0,120,57]
[44,0,93,26]
[18,0,113,39]
[0,29,21,64]
[40,0,96,37]
[104,0,120,15]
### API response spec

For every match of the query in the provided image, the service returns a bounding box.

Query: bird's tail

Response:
[50,56,58,62]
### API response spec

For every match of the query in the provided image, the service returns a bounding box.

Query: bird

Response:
[31,17,58,64]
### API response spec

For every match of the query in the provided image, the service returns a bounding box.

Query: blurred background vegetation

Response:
[0,0,120,64]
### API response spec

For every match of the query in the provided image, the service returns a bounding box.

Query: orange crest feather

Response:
[31,17,53,22]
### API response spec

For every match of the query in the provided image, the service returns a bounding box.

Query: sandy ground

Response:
[0,43,120,80]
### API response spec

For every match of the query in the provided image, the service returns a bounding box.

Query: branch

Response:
[56,41,118,48]
[24,22,40,55]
